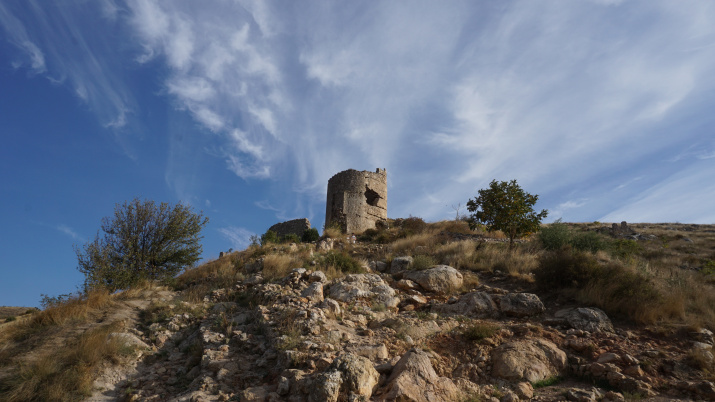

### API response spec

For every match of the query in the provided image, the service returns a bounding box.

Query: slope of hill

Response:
[1,220,715,401]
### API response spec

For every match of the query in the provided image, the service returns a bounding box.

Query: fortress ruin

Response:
[325,168,387,234]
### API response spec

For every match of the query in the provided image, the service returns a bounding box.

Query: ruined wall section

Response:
[268,218,311,238]
[326,168,387,234]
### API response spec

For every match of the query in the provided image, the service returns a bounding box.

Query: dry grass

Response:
[262,253,301,281]
[0,290,113,348]
[428,220,474,234]
[390,232,439,255]
[323,227,342,239]
[434,240,539,280]
[0,322,134,401]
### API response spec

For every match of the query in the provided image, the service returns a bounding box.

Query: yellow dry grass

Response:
[0,322,133,402]
[262,253,300,280]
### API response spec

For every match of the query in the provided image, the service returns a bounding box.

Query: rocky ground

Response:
[83,238,715,402]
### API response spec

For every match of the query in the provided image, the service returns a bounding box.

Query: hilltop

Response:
[1,219,715,401]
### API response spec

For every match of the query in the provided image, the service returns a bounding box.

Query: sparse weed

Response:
[532,376,561,388]
[411,254,437,270]
[462,322,499,341]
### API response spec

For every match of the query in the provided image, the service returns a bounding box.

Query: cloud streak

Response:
[218,226,255,252]
[4,1,715,224]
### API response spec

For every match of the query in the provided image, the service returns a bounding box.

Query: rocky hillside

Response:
[2,220,715,401]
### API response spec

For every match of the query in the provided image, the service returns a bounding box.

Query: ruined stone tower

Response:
[325,168,387,234]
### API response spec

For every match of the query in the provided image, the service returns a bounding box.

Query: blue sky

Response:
[2,0,715,307]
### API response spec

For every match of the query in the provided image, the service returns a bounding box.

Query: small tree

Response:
[467,179,548,248]
[76,198,208,291]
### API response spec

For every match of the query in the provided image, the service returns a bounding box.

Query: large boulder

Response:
[404,265,463,294]
[491,339,567,383]
[327,274,399,308]
[378,348,460,401]
[311,353,379,401]
[432,292,498,318]
[554,307,614,333]
[497,293,545,317]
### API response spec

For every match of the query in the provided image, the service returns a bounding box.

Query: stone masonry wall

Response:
[268,218,311,239]
[325,168,387,234]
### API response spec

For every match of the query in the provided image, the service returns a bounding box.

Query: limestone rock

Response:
[379,348,460,401]
[311,353,379,401]
[320,298,342,317]
[327,274,399,308]
[554,307,614,333]
[432,291,498,318]
[566,387,603,402]
[404,265,463,294]
[301,282,324,303]
[309,270,328,283]
[332,353,379,398]
[108,332,149,350]
[497,293,545,317]
[310,370,342,402]
[390,256,413,274]
[491,339,567,383]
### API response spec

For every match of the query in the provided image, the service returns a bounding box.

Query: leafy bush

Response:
[571,231,609,253]
[358,228,380,242]
[535,249,673,323]
[539,220,609,253]
[534,249,601,289]
[76,198,208,291]
[411,255,437,271]
[282,233,300,244]
[260,230,279,246]
[538,220,572,250]
[324,251,364,274]
[398,216,428,237]
[611,239,641,259]
[302,228,320,243]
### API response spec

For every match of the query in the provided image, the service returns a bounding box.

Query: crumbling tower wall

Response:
[326,168,387,234]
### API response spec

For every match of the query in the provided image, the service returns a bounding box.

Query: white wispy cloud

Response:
[56,224,83,241]
[0,1,136,155]
[5,1,715,224]
[218,226,255,251]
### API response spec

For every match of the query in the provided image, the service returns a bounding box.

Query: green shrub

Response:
[302,228,320,243]
[703,260,715,275]
[6,316,16,322]
[535,249,601,289]
[282,233,301,244]
[260,230,279,246]
[324,251,364,274]
[539,220,609,253]
[611,239,641,259]
[571,231,609,253]
[532,376,561,388]
[538,220,572,251]
[411,255,437,271]
[398,216,427,237]
[535,249,670,323]
[358,228,379,242]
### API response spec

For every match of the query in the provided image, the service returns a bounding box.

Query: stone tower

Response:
[325,168,387,234]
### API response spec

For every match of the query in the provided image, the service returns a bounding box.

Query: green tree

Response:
[76,198,208,291]
[467,179,548,248]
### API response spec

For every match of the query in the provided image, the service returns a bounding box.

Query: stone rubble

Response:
[86,254,715,402]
